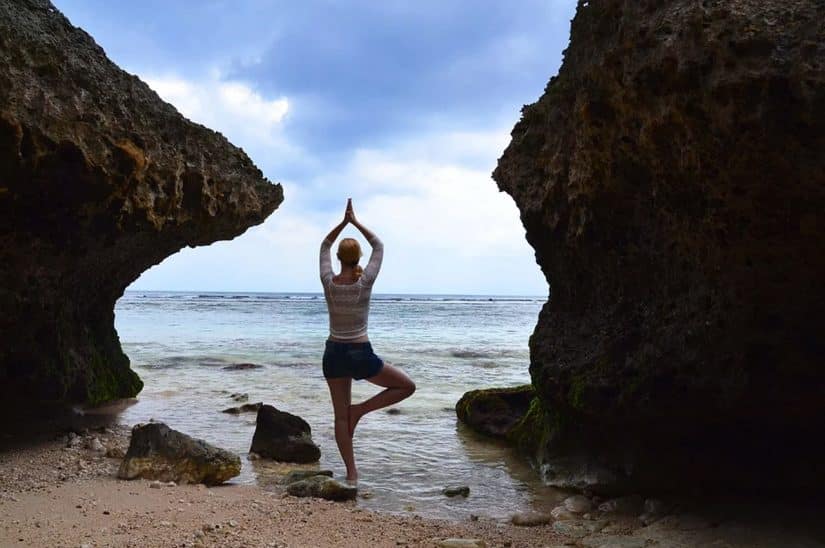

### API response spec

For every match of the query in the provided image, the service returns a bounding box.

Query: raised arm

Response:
[347,207,383,285]
[320,204,350,283]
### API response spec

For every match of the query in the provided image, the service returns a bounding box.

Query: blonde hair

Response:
[336,238,363,280]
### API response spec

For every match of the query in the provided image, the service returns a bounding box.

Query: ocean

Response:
[114,290,563,520]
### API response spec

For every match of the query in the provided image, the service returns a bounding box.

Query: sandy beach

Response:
[4,420,825,548]
[0,424,572,548]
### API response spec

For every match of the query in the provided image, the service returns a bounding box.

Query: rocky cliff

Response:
[494,0,824,493]
[0,1,283,404]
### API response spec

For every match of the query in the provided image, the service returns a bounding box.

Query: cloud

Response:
[143,74,302,172]
[119,63,544,296]
[333,131,530,260]
[132,128,546,296]
[63,1,568,296]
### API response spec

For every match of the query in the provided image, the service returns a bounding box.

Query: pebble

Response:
[511,511,552,526]
[438,540,486,548]
[87,437,106,454]
[564,494,593,514]
[442,486,470,498]
[149,481,162,489]
[228,519,237,527]
[551,506,576,521]
[552,519,608,539]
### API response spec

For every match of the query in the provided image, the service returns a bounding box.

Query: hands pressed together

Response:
[344,198,358,226]
[323,198,378,245]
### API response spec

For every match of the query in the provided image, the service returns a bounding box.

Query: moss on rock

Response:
[455,385,534,439]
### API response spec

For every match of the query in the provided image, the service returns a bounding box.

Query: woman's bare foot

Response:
[348,403,365,437]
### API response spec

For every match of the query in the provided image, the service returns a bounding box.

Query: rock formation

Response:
[118,423,241,485]
[0,1,282,404]
[285,474,358,502]
[250,405,321,463]
[455,385,533,439]
[494,0,824,493]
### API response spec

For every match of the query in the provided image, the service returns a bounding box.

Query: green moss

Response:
[84,347,143,405]
[455,385,533,421]
[456,385,534,439]
[568,375,587,410]
[507,396,553,454]
[47,311,144,405]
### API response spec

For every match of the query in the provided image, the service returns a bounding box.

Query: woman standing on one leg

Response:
[320,199,416,482]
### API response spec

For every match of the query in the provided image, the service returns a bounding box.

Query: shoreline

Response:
[0,422,571,548]
[3,416,825,547]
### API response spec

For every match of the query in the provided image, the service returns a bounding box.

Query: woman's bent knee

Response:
[402,380,416,396]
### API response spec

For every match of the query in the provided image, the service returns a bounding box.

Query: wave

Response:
[450,350,489,359]
[142,355,233,369]
[123,290,543,304]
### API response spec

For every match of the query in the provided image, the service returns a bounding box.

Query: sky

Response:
[55,1,577,296]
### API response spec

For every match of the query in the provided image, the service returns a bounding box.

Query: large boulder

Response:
[494,0,824,493]
[118,423,241,485]
[455,385,533,439]
[0,0,282,404]
[250,405,321,463]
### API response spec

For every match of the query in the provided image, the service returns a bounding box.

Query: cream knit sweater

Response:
[319,235,384,341]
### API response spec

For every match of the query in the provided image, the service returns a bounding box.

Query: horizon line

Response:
[124,288,548,298]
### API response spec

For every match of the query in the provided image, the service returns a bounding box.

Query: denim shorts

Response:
[322,340,384,380]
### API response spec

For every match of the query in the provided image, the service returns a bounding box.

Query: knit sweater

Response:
[319,234,384,341]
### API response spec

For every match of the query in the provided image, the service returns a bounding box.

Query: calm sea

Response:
[113,290,563,520]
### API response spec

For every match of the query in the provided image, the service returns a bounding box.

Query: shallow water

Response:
[114,290,565,520]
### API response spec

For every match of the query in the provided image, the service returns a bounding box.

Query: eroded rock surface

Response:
[285,474,358,502]
[0,0,282,404]
[455,385,533,439]
[250,404,321,463]
[495,0,824,493]
[118,423,241,485]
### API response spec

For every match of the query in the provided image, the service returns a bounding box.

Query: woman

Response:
[319,199,416,482]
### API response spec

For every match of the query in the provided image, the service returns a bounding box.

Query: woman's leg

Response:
[350,363,415,435]
[326,377,358,481]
